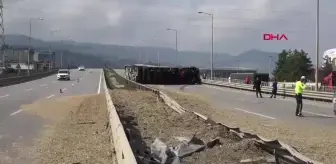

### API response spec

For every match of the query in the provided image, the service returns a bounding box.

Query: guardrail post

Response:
[283,81,286,99]
[333,92,336,115]
[273,149,280,164]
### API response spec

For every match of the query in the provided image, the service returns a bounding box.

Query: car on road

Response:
[57,69,70,81]
[78,66,85,71]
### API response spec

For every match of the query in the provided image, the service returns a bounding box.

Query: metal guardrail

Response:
[203,79,334,102]
[107,68,322,164]
[0,70,58,87]
[211,77,335,92]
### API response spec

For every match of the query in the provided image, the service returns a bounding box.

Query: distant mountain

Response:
[3,34,279,71]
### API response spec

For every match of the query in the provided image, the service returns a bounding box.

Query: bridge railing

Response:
[209,77,336,92]
[203,79,334,102]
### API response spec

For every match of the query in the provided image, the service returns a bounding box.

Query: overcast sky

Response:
[3,0,336,60]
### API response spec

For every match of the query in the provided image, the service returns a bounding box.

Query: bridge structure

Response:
[0,67,334,164]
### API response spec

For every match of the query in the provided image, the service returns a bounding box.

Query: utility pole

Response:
[0,0,5,68]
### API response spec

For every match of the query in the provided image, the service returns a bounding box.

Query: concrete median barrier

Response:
[103,69,137,164]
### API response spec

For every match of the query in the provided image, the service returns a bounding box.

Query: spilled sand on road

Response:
[0,95,91,164]
[2,94,114,164]
[32,94,113,164]
[160,88,336,164]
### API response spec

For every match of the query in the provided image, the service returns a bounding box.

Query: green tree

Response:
[273,49,288,81]
[321,56,333,77]
[273,49,313,81]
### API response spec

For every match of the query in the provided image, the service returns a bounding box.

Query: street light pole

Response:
[198,11,214,80]
[28,17,43,75]
[157,50,160,66]
[315,0,320,91]
[166,28,178,65]
[49,29,61,71]
[60,40,63,68]
[49,42,51,71]
[175,31,178,65]
[269,56,272,79]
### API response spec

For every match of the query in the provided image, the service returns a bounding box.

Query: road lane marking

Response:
[10,109,23,116]
[234,108,276,120]
[303,111,335,118]
[62,88,67,92]
[46,94,55,99]
[25,88,33,91]
[97,71,102,94]
[40,84,47,87]
[0,94,9,99]
[52,81,57,83]
[72,83,75,86]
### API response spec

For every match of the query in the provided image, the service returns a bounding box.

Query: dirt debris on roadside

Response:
[32,95,113,164]
[110,89,272,164]
[160,88,336,164]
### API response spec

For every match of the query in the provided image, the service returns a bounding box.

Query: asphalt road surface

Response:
[0,69,103,163]
[114,68,336,125]
[159,84,336,127]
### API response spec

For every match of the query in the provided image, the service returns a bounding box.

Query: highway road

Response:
[0,69,103,163]
[114,69,336,124]
[159,84,336,127]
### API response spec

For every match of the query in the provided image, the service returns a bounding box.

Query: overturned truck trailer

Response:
[125,64,201,85]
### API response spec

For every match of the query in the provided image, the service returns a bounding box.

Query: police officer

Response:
[253,77,263,98]
[270,78,277,98]
[295,76,307,116]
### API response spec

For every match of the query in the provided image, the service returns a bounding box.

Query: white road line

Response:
[234,108,276,120]
[25,88,33,91]
[72,83,75,86]
[97,71,102,94]
[63,88,67,91]
[303,111,335,118]
[52,81,57,83]
[10,109,23,116]
[46,94,55,99]
[0,94,9,99]
[40,84,47,87]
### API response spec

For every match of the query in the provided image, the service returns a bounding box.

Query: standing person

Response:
[270,78,278,98]
[253,77,263,98]
[295,76,307,117]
